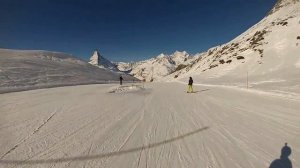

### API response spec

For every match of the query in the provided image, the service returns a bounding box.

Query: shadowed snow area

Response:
[0,82,299,168]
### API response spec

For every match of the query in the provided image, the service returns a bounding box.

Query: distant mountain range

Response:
[88,50,197,81]
[88,0,300,92]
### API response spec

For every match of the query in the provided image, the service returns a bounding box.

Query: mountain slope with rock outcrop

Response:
[168,0,300,93]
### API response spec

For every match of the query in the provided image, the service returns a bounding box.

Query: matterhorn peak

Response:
[89,50,102,66]
[88,50,118,71]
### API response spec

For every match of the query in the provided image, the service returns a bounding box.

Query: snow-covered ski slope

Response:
[0,49,137,93]
[0,82,299,168]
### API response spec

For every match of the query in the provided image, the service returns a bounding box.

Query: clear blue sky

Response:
[0,0,277,62]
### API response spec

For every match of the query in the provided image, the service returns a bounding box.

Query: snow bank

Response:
[108,85,145,93]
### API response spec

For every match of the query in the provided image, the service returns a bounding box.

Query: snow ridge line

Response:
[137,146,145,168]
[0,145,19,160]
[33,112,56,135]
[18,111,106,164]
[0,110,57,159]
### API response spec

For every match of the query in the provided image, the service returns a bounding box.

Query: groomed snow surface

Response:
[0,82,299,168]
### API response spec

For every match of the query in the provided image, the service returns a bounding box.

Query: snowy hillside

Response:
[89,50,119,71]
[117,51,196,81]
[170,0,300,93]
[0,49,136,93]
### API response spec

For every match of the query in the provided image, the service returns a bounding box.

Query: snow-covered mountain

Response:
[87,50,195,81]
[89,50,119,71]
[116,62,134,72]
[171,51,192,65]
[116,51,196,81]
[0,49,136,93]
[169,0,300,93]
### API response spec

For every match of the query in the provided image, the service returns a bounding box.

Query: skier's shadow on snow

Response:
[269,143,293,168]
[0,127,209,165]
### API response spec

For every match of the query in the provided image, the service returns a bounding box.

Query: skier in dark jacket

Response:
[187,77,193,93]
[119,76,123,85]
